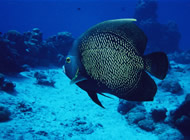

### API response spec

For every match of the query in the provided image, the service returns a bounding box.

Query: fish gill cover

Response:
[0,0,190,139]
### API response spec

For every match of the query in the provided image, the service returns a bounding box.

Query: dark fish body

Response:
[64,19,169,108]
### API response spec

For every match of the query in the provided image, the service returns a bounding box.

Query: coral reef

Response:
[158,78,183,94]
[0,34,24,73]
[125,105,146,124]
[23,28,43,46]
[134,0,181,53]
[34,71,55,87]
[0,29,74,73]
[0,74,16,92]
[45,32,74,66]
[1,80,16,92]
[151,108,167,122]
[117,100,142,115]
[0,1,188,138]
[170,94,190,136]
[169,51,190,64]
[0,106,11,122]
[122,104,156,132]
[158,126,184,140]
[0,74,5,86]
[138,118,155,132]
[118,98,184,137]
[0,65,188,139]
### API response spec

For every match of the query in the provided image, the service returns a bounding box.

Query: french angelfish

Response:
[64,18,169,108]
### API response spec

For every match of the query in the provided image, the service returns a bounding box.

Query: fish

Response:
[64,18,169,108]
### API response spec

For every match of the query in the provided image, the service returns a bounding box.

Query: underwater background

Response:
[0,0,190,139]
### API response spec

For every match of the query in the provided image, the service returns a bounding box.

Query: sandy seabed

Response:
[0,60,189,140]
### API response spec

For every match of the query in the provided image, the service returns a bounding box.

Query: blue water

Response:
[1,0,190,139]
[0,0,189,50]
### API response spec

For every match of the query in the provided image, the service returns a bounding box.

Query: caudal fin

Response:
[143,52,169,80]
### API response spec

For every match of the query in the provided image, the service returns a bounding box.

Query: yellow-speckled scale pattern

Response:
[144,58,152,73]
[79,32,144,95]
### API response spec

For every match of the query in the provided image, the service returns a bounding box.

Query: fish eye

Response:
[66,57,71,63]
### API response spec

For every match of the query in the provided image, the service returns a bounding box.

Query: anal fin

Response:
[87,91,105,108]
[120,71,157,101]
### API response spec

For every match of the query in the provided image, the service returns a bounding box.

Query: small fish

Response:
[64,18,169,108]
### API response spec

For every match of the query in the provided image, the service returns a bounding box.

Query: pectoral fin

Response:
[70,68,87,84]
[70,75,87,85]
